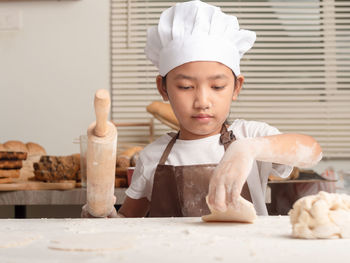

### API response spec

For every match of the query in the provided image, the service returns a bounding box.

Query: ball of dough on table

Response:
[289,191,350,239]
[202,196,257,223]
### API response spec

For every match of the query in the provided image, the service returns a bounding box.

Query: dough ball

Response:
[202,196,257,223]
[289,191,350,239]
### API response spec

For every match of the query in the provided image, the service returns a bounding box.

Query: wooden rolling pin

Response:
[86,89,117,217]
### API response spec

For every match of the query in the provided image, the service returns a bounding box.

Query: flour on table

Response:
[48,232,135,252]
[0,232,42,248]
[202,196,257,223]
[289,191,350,239]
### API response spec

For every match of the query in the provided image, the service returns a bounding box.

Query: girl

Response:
[82,0,322,218]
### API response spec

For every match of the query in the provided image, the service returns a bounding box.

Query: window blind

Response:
[111,0,350,158]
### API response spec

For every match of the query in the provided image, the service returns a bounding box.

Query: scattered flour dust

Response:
[0,232,42,248]
[48,232,135,252]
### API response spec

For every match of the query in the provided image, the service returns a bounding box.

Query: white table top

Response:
[0,216,348,263]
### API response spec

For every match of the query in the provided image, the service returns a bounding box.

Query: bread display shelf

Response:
[0,179,76,191]
[268,170,337,184]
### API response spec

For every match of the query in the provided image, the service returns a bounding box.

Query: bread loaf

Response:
[33,154,80,182]
[0,160,23,169]
[26,142,46,156]
[146,101,179,129]
[115,167,127,177]
[268,167,299,181]
[115,178,127,188]
[0,177,13,184]
[34,170,78,182]
[0,169,20,178]
[0,151,27,161]
[1,141,46,156]
[3,141,27,153]
[116,146,143,168]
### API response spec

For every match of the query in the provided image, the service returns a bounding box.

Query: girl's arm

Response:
[118,196,150,217]
[208,133,323,212]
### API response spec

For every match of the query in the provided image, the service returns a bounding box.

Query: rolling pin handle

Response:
[94,89,110,137]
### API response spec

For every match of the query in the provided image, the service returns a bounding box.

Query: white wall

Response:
[0,0,109,155]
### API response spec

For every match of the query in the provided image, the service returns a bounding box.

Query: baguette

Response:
[116,146,143,168]
[146,101,179,128]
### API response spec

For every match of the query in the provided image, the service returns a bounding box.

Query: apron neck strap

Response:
[159,132,179,165]
[158,124,236,165]
[219,124,236,151]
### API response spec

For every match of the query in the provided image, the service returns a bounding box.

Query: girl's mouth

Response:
[192,114,214,122]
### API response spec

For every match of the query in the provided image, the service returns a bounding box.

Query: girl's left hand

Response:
[208,140,255,212]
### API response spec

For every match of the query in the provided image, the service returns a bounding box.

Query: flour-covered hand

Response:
[208,139,255,212]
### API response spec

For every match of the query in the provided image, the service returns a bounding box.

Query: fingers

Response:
[214,183,227,212]
[228,181,243,209]
[208,175,229,212]
[208,171,246,211]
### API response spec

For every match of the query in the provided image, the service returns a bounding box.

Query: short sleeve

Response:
[125,158,152,201]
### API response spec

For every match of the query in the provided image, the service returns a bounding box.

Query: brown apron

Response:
[149,125,251,217]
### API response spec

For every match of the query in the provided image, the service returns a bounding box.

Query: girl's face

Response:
[156,61,244,140]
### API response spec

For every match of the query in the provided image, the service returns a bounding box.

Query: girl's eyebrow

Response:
[174,74,228,81]
[208,74,228,80]
[174,74,195,80]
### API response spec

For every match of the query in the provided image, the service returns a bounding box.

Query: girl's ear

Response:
[232,75,244,101]
[156,75,169,101]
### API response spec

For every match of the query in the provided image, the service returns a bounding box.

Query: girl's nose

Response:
[193,87,212,110]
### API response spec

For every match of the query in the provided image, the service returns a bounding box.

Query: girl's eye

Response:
[212,86,225,90]
[178,86,192,90]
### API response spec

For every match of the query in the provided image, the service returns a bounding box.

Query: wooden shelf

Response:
[0,187,127,205]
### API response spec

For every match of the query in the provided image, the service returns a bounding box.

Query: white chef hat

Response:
[145,0,256,77]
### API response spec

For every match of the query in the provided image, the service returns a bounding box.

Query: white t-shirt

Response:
[126,119,293,215]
